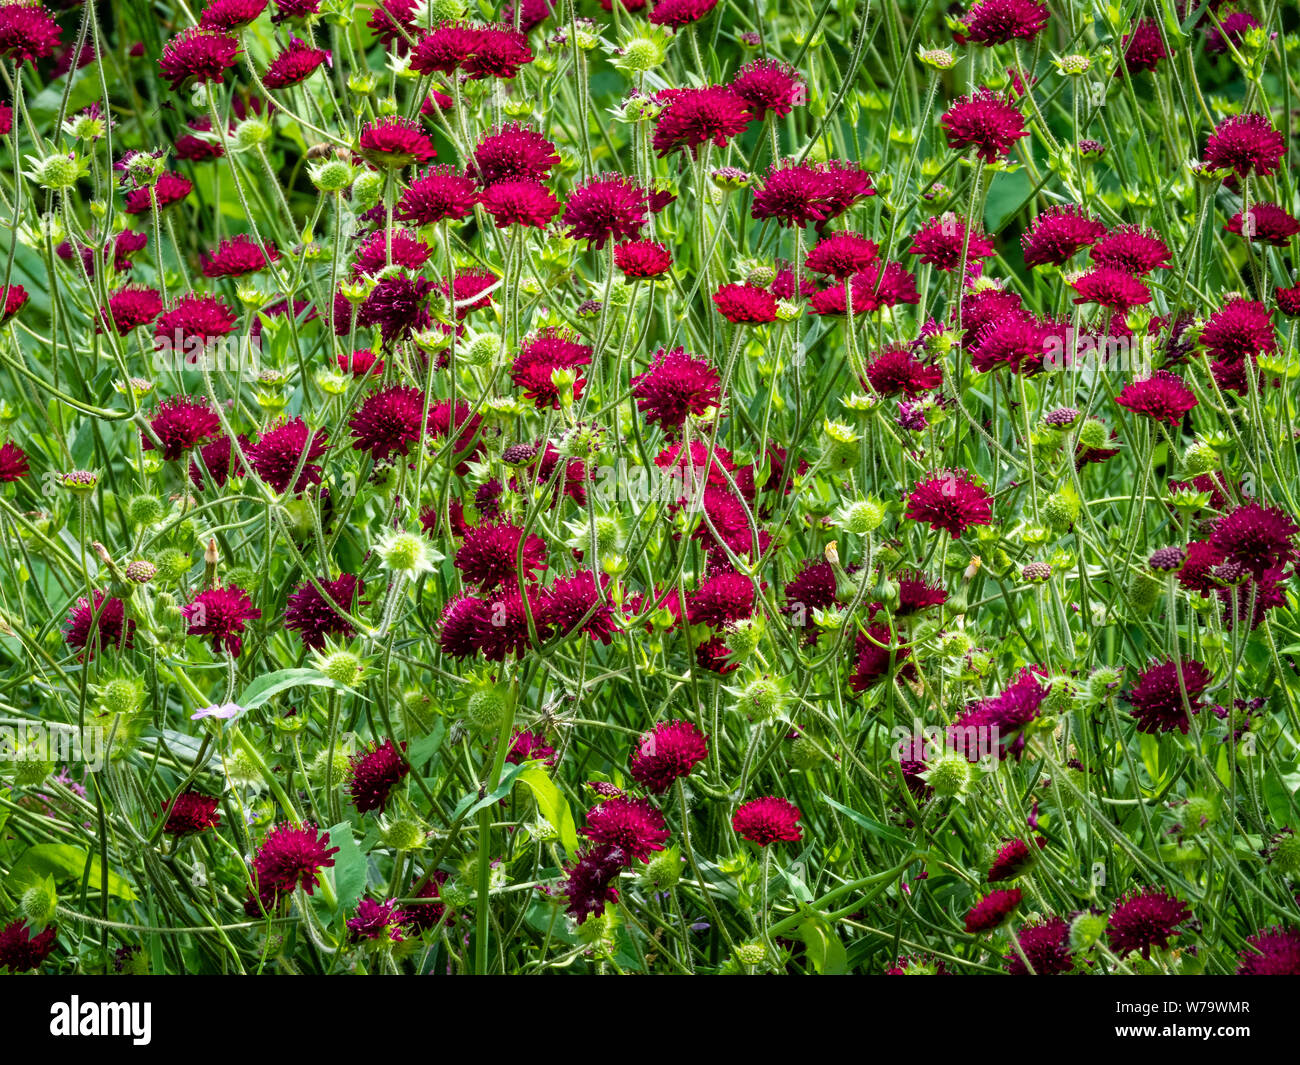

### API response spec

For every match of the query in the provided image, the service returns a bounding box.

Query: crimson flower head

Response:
[964,888,1022,932]
[1122,657,1212,734]
[730,59,804,119]
[686,570,755,628]
[262,36,329,88]
[461,22,532,80]
[561,844,623,924]
[1199,297,1276,363]
[349,739,410,813]
[961,0,1048,44]
[0,440,29,482]
[1210,502,1300,580]
[199,0,267,31]
[1226,202,1300,246]
[1107,888,1191,959]
[155,293,238,353]
[631,346,721,432]
[969,311,1057,375]
[409,19,480,74]
[0,2,60,63]
[751,162,833,228]
[713,282,777,324]
[908,214,995,272]
[183,585,261,656]
[905,469,993,538]
[245,418,328,493]
[582,796,670,861]
[1204,113,1286,178]
[652,86,751,157]
[1,284,28,321]
[101,286,163,334]
[455,519,548,591]
[540,570,616,644]
[614,238,672,278]
[346,898,408,942]
[1021,204,1105,268]
[506,729,556,766]
[987,837,1039,882]
[480,179,561,229]
[1237,926,1300,975]
[733,796,802,846]
[351,228,431,276]
[124,172,192,214]
[0,920,57,973]
[806,231,879,279]
[1006,917,1074,975]
[63,591,135,657]
[158,27,240,91]
[246,823,339,913]
[201,234,277,277]
[472,123,559,185]
[630,720,709,793]
[511,327,591,409]
[348,385,432,462]
[396,165,478,225]
[1072,266,1151,310]
[941,88,1028,163]
[366,0,418,52]
[1121,17,1167,74]
[285,574,363,649]
[358,116,436,168]
[1114,370,1197,427]
[648,0,717,25]
[1090,224,1171,275]
[865,346,942,397]
[562,173,648,249]
[162,791,221,835]
[143,396,222,460]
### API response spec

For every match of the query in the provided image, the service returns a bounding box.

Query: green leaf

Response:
[325,821,367,912]
[798,916,848,975]
[515,765,579,855]
[238,668,366,710]
[450,761,529,822]
[6,844,136,899]
[821,793,911,848]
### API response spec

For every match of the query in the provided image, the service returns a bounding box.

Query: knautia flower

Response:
[732,796,802,845]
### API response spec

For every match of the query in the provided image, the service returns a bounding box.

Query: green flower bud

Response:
[233,118,272,150]
[464,683,508,733]
[352,170,384,212]
[640,846,682,892]
[1086,665,1123,704]
[1076,418,1109,450]
[1183,440,1217,476]
[789,734,826,770]
[1042,492,1079,532]
[20,878,58,928]
[128,494,165,527]
[921,751,972,800]
[1180,795,1217,835]
[310,157,355,193]
[732,675,785,721]
[1126,571,1161,612]
[1269,831,1300,878]
[101,677,143,716]
[734,941,767,965]
[380,817,427,851]
[153,547,190,584]
[313,648,365,688]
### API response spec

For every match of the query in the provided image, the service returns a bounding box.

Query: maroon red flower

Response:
[1121,17,1167,74]
[563,173,649,249]
[561,844,624,924]
[909,214,995,272]
[472,123,559,185]
[652,85,751,157]
[479,179,560,229]
[965,887,1022,932]
[806,231,879,279]
[631,346,721,432]
[262,36,329,88]
[1021,204,1105,268]
[199,0,267,31]
[1107,888,1191,959]
[158,27,240,91]
[396,165,478,224]
[1006,916,1073,974]
[0,440,28,482]
[539,569,616,644]
[0,919,57,973]
[629,720,709,794]
[100,286,163,334]
[143,396,222,460]
[357,116,436,168]
[64,591,135,656]
[987,837,1039,882]
[614,238,672,278]
[648,0,717,26]
[1226,202,1300,246]
[349,739,410,814]
[201,234,278,277]
[124,172,192,214]
[245,418,328,493]
[155,293,238,348]
[0,2,60,64]
[1072,266,1151,310]
[961,0,1048,45]
[1237,925,1300,975]
[713,282,777,324]
[284,574,363,649]
[730,59,804,120]
[1115,370,1197,427]
[1089,224,1171,275]
[246,822,338,913]
[1210,501,1300,580]
[162,791,221,835]
[941,89,1028,164]
[905,469,993,538]
[1204,113,1286,177]
[183,585,261,656]
[461,23,532,80]
[732,796,802,845]
[1122,657,1213,734]
[582,796,669,860]
[455,519,548,591]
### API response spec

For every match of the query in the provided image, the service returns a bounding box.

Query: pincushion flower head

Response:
[158,27,240,91]
[1072,266,1151,310]
[964,887,1022,932]
[461,22,532,80]
[199,0,267,31]
[1226,202,1300,246]
[906,469,993,538]
[511,327,592,409]
[162,791,220,835]
[863,346,943,397]
[1199,297,1276,364]
[143,396,221,460]
[652,85,751,157]
[1121,17,1168,74]
[1107,888,1191,959]
[648,0,717,26]
[713,282,777,324]
[960,0,1048,45]
[582,796,669,861]
[1122,657,1213,734]
[245,419,328,493]
[1090,224,1172,275]
[1210,502,1300,579]
[1203,113,1286,177]
[396,165,478,225]
[630,346,721,432]
[0,2,61,64]
[1021,204,1105,268]
[409,19,480,75]
[480,179,561,229]
[1,284,28,322]
[247,823,339,912]
[347,898,408,943]
[1006,917,1074,975]
[455,519,548,591]
[155,293,237,351]
[630,720,709,794]
[472,123,560,185]
[730,59,804,119]
[184,585,261,656]
[201,235,277,278]
[987,837,1039,882]
[124,172,192,214]
[1114,370,1197,426]
[349,739,410,814]
[63,591,135,656]
[100,286,163,334]
[1237,925,1300,975]
[941,89,1028,164]
[561,843,624,924]
[615,238,672,278]
[348,385,431,463]
[540,569,617,644]
[262,37,329,88]
[908,214,995,272]
[357,116,436,168]
[0,920,57,973]
[751,162,835,228]
[285,574,364,649]
[563,172,649,249]
[732,796,802,846]
[0,440,29,482]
